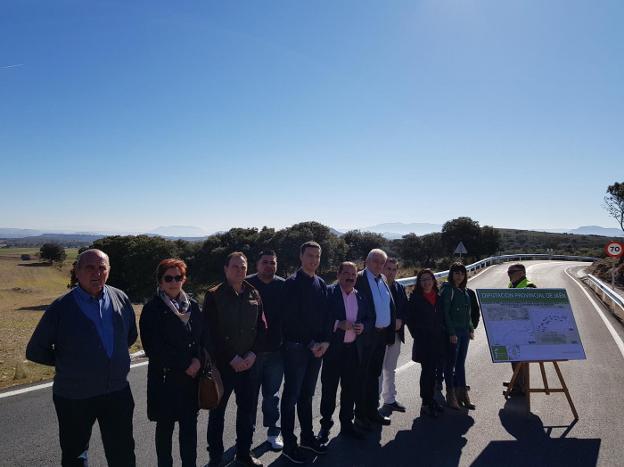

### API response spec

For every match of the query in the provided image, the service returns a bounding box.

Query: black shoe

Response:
[235,453,263,467]
[420,403,438,418]
[340,423,365,440]
[301,437,328,455]
[282,446,306,464]
[368,412,391,426]
[384,401,406,413]
[208,457,223,467]
[317,427,330,445]
[354,416,373,432]
[432,400,444,414]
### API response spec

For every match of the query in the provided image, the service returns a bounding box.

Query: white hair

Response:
[366,248,388,262]
[76,249,110,269]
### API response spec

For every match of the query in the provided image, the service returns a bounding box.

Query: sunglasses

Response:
[163,275,184,283]
[507,270,522,275]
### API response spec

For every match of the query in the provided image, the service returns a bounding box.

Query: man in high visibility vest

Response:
[507,263,536,395]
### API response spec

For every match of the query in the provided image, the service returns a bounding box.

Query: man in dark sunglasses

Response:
[506,263,537,396]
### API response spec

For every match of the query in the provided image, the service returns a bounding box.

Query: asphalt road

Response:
[2,261,623,467]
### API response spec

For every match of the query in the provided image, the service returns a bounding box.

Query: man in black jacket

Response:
[318,261,373,443]
[204,252,267,467]
[380,258,408,414]
[280,241,331,464]
[246,250,286,451]
[355,249,396,427]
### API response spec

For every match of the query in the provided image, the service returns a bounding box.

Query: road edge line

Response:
[564,267,624,361]
[0,360,149,399]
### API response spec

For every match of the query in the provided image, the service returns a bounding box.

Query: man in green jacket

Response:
[507,263,536,396]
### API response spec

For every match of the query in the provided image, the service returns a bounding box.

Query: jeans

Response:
[253,350,284,437]
[155,412,198,467]
[52,385,136,467]
[207,362,258,461]
[280,342,322,449]
[445,329,470,388]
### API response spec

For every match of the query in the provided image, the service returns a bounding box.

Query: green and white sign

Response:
[476,288,586,363]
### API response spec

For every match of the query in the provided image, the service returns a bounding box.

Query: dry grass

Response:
[0,248,143,390]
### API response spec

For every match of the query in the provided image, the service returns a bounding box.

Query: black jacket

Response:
[467,288,481,329]
[406,293,446,365]
[325,283,374,362]
[388,280,408,343]
[355,269,397,345]
[139,295,203,421]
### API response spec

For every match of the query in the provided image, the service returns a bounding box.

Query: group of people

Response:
[26,243,536,467]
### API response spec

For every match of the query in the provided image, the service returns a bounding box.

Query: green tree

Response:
[479,225,501,257]
[39,243,66,263]
[604,181,624,234]
[397,233,422,266]
[343,230,387,262]
[441,217,481,258]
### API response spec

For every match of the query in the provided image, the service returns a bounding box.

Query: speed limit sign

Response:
[605,241,624,257]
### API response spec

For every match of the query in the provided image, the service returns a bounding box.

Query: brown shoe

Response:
[446,387,460,410]
[457,386,476,410]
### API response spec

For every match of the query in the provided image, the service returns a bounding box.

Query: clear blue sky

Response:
[1,0,622,233]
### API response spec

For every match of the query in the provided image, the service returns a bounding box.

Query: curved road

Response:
[1,261,623,466]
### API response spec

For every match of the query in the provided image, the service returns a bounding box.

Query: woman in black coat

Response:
[406,269,446,417]
[139,258,204,467]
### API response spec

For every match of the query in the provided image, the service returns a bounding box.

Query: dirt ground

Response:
[0,248,143,390]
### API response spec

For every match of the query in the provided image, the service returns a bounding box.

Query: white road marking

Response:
[0,360,149,399]
[564,267,624,361]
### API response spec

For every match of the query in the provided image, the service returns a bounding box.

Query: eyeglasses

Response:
[507,270,522,275]
[163,275,184,283]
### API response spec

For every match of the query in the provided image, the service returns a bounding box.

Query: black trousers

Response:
[320,342,363,429]
[155,412,198,467]
[419,357,436,405]
[207,362,257,460]
[362,330,389,417]
[52,385,135,467]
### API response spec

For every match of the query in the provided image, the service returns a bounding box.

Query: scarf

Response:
[424,290,437,306]
[158,287,192,327]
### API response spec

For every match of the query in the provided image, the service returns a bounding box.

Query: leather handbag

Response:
[198,349,223,410]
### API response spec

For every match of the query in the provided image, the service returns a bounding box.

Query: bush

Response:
[39,243,66,263]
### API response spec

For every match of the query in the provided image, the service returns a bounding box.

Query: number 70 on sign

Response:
[605,241,624,257]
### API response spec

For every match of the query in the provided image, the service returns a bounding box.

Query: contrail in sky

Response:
[1,63,24,69]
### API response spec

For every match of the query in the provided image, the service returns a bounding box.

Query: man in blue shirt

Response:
[27,249,137,467]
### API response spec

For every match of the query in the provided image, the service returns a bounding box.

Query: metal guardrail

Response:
[396,253,597,287]
[584,274,624,320]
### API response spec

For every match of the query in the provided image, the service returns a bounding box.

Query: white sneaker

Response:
[267,434,284,451]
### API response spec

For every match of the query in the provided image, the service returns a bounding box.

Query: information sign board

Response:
[476,288,586,363]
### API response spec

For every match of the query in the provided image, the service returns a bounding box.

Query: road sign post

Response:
[454,241,468,259]
[604,241,623,289]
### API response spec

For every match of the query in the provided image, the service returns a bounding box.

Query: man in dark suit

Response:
[318,262,374,444]
[355,249,396,427]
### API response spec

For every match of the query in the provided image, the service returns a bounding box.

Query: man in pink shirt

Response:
[317,262,374,444]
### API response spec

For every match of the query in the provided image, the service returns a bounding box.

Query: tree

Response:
[479,225,501,257]
[441,217,481,258]
[397,233,422,266]
[343,230,387,262]
[604,181,624,234]
[39,243,66,263]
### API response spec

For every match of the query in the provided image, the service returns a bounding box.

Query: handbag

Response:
[198,349,223,410]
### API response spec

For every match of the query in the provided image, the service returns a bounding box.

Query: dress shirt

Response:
[340,288,358,343]
[366,269,391,328]
[73,285,114,357]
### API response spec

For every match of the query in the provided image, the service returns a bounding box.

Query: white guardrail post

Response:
[584,274,624,321]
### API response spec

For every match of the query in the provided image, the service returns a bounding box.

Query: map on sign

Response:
[476,288,586,363]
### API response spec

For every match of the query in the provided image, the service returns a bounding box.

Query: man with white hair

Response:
[354,249,397,428]
[27,249,137,467]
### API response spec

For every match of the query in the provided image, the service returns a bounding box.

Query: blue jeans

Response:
[253,350,284,437]
[280,342,322,449]
[445,329,470,388]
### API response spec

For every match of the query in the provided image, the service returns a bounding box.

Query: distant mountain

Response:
[536,225,623,238]
[0,228,44,238]
[148,225,211,237]
[356,222,442,239]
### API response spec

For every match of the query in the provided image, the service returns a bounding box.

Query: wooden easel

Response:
[503,361,579,420]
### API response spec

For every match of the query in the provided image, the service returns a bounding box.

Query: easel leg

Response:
[539,362,550,395]
[553,361,579,420]
[504,362,523,399]
[524,363,531,413]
